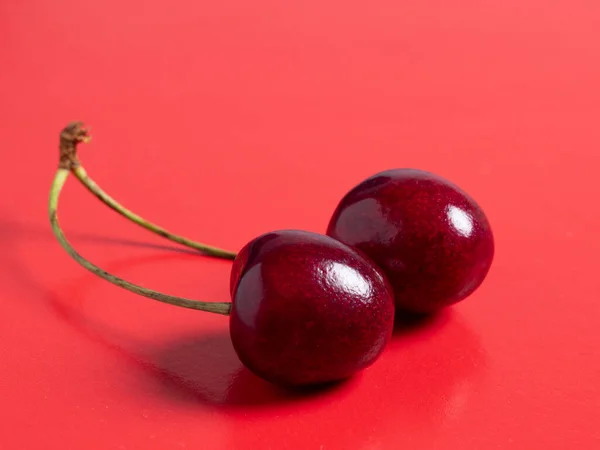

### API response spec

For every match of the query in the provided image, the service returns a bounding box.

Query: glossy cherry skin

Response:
[327,169,494,313]
[229,230,395,387]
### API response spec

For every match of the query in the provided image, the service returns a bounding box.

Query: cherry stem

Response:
[60,123,236,260]
[49,123,232,316]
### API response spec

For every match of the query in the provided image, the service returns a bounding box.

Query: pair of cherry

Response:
[50,123,494,389]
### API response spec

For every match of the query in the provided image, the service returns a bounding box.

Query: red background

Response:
[2,0,600,448]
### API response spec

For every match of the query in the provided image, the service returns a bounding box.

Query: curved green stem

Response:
[71,165,236,260]
[49,168,231,316]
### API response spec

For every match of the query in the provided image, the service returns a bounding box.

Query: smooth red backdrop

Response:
[2,0,599,449]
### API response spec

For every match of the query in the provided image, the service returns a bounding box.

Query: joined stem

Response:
[50,124,232,316]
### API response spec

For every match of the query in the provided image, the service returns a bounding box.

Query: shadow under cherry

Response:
[142,329,356,410]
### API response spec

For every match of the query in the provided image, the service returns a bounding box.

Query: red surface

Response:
[1,0,600,448]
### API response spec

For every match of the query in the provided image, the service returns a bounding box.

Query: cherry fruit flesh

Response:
[327,169,494,313]
[229,230,395,387]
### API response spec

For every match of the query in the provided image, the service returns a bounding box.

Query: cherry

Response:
[326,169,494,313]
[229,230,395,386]
[50,124,395,388]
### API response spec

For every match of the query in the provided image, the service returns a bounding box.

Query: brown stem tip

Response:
[59,122,91,170]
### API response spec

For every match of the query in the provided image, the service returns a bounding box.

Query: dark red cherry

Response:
[229,230,395,387]
[327,169,494,313]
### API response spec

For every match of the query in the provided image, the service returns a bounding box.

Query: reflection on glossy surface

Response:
[387,311,486,429]
[447,205,474,238]
[329,197,401,247]
[231,263,263,329]
[324,261,374,299]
